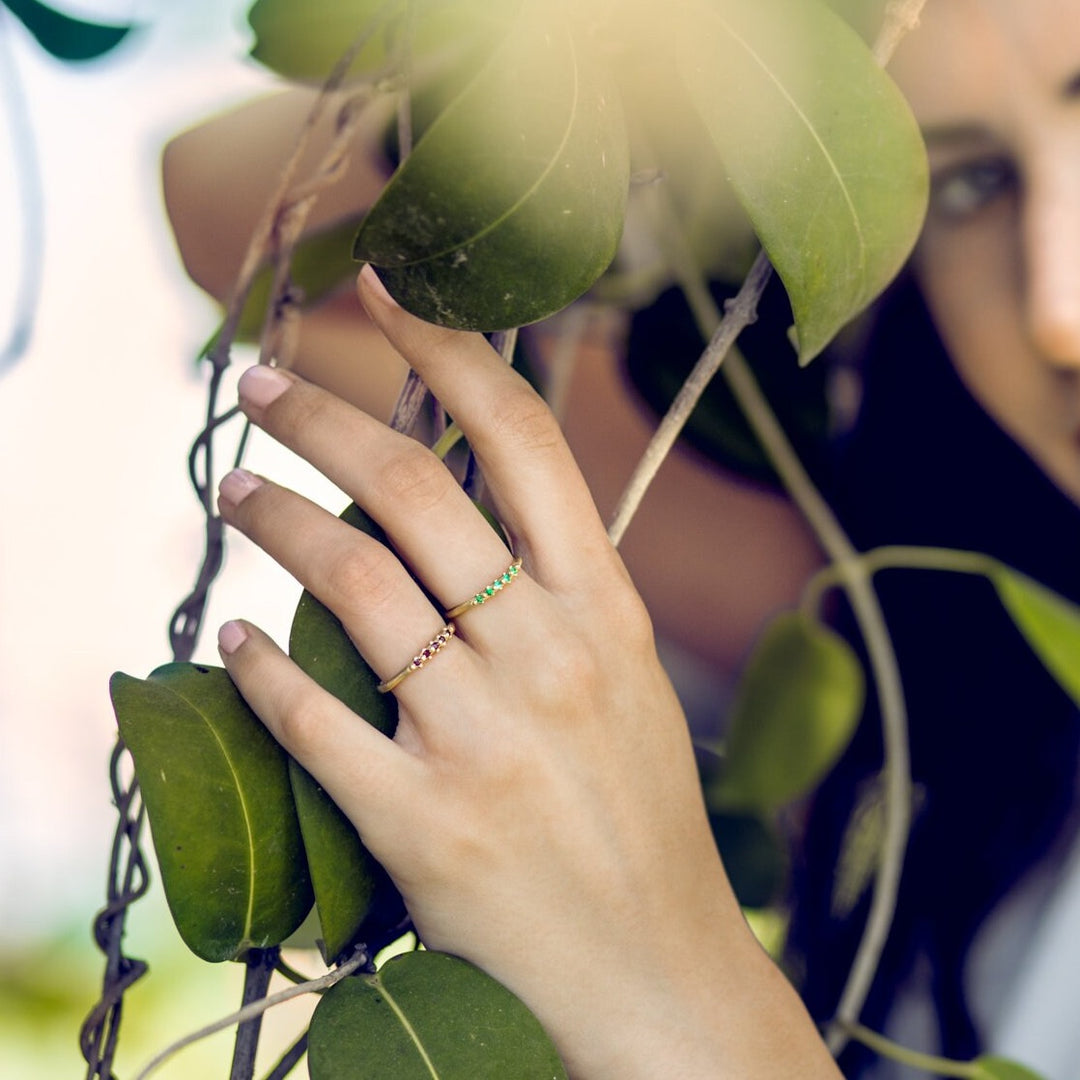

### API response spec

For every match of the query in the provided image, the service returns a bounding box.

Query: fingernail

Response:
[359,263,396,307]
[219,467,263,507]
[218,620,249,655]
[238,364,291,408]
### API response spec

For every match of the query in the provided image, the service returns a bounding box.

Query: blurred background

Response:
[0,1,349,1074]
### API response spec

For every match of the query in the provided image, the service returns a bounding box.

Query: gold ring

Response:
[376,623,457,694]
[445,557,524,620]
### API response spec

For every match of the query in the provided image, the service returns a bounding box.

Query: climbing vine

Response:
[80,1,1078,1077]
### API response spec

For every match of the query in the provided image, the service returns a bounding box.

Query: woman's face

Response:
[890,0,1080,505]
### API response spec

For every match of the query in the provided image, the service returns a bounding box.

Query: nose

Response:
[1024,159,1080,370]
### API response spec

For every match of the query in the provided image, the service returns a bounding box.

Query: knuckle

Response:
[606,587,655,648]
[274,692,326,755]
[322,543,398,611]
[373,445,452,513]
[484,387,561,454]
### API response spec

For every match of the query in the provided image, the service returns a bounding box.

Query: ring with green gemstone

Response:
[444,557,524,620]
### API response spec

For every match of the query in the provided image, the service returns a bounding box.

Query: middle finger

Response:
[235,364,536,644]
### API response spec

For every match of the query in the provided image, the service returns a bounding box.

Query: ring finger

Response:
[217,468,474,701]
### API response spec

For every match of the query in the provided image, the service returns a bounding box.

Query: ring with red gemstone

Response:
[376,623,457,694]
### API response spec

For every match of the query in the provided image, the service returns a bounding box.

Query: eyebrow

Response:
[921,68,1080,150]
[920,123,998,152]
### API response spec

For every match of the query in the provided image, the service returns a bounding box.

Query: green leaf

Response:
[990,566,1080,710]
[2,0,133,61]
[110,664,312,962]
[286,761,377,963]
[289,503,398,730]
[677,0,928,361]
[354,0,629,330]
[972,1057,1048,1080]
[289,503,400,962]
[713,612,864,812]
[308,951,567,1079]
[247,0,515,85]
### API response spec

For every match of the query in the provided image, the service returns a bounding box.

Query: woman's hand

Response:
[215,266,840,1080]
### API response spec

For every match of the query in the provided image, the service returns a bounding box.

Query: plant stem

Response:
[873,0,930,66]
[262,1032,309,1080]
[230,948,280,1080]
[801,545,1000,619]
[131,949,368,1080]
[837,1019,979,1078]
[721,344,912,1056]
[617,118,912,1054]
[607,249,773,547]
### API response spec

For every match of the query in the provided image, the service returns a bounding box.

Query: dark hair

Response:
[789,273,1080,1070]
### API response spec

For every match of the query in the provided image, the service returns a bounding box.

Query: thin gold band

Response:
[445,557,524,620]
[376,623,457,694]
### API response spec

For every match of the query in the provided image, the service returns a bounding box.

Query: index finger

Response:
[357,265,621,593]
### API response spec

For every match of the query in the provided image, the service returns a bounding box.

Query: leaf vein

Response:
[377,980,441,1078]
[711,9,866,273]
[394,20,583,267]
[199,715,258,946]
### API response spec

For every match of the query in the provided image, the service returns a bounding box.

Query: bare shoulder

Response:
[161,87,393,298]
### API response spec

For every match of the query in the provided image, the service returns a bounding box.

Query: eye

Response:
[928,157,1018,221]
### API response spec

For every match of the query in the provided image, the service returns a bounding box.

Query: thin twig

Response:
[256,92,373,370]
[607,250,773,547]
[211,0,401,374]
[873,0,929,66]
[800,545,998,620]
[262,1031,309,1080]
[609,0,932,1053]
[388,369,430,435]
[835,1020,978,1079]
[823,2,932,1046]
[84,11,404,1076]
[130,950,368,1080]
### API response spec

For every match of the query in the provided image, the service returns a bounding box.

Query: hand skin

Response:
[164,90,824,679]
[215,266,842,1080]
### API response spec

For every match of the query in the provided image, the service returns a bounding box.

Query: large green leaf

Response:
[308,951,567,1079]
[677,0,928,361]
[713,612,864,812]
[973,1057,1048,1080]
[990,566,1080,710]
[2,0,133,61]
[110,663,312,962]
[287,760,387,963]
[247,0,515,85]
[289,503,401,963]
[353,0,629,330]
[289,502,397,730]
